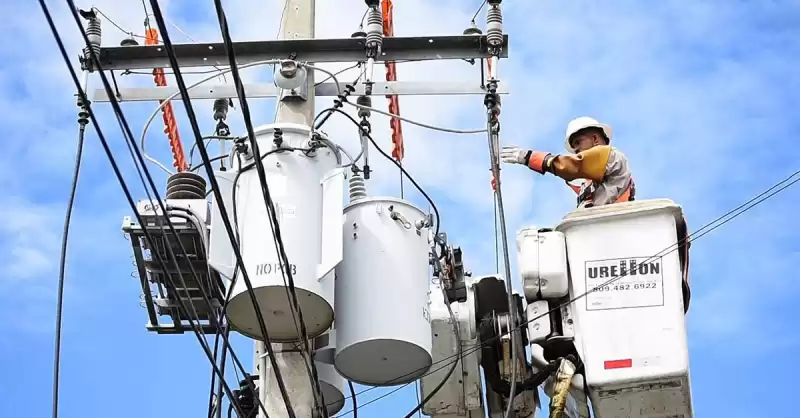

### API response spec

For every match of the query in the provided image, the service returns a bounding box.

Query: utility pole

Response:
[273,0,316,126]
[98,1,510,416]
[257,1,317,417]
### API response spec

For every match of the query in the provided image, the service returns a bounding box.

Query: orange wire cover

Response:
[145,28,188,172]
[381,0,404,162]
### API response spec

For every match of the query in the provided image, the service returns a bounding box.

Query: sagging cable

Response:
[43,4,255,416]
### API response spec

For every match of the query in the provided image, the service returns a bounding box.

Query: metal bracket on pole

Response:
[91,81,510,102]
[96,35,509,70]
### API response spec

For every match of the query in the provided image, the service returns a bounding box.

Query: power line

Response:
[149,0,297,416]
[50,94,89,418]
[471,0,489,25]
[93,5,253,404]
[46,3,276,416]
[41,4,254,416]
[91,7,147,39]
[210,0,327,415]
[315,107,442,238]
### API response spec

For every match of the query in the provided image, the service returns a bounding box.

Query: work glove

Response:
[499,146,530,165]
[500,146,554,174]
[493,146,554,191]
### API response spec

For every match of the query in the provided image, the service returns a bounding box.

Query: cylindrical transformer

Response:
[315,329,346,416]
[226,123,343,342]
[334,197,433,386]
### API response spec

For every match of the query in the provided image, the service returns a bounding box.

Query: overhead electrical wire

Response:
[41,3,255,416]
[207,260,242,418]
[147,0,302,416]
[50,92,89,418]
[333,168,800,413]
[315,62,361,86]
[414,381,422,418]
[135,1,229,82]
[484,86,519,418]
[316,107,441,238]
[402,285,462,418]
[123,67,232,76]
[139,59,282,175]
[348,381,358,418]
[343,100,487,134]
[90,7,146,39]
[209,0,329,415]
[471,0,489,25]
[188,136,240,170]
[140,59,343,174]
[52,3,281,416]
[207,324,224,418]
[227,146,332,402]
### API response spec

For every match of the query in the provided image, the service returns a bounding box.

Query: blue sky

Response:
[1,0,799,417]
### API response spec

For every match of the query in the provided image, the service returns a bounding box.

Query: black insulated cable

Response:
[210,1,327,416]
[149,0,302,416]
[403,286,462,418]
[48,2,256,416]
[51,94,89,418]
[80,7,266,413]
[348,381,358,418]
[317,107,459,417]
[316,107,441,239]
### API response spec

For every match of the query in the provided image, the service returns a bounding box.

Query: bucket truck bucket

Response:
[555,198,694,418]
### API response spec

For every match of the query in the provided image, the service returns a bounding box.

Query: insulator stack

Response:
[213,98,230,121]
[356,95,372,119]
[349,172,367,202]
[485,5,504,48]
[82,16,102,61]
[145,28,188,172]
[166,172,207,200]
[365,7,384,52]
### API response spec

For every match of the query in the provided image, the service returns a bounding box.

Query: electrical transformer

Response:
[334,174,434,386]
[209,123,345,342]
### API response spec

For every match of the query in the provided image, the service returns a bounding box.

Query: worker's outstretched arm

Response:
[500,145,613,183]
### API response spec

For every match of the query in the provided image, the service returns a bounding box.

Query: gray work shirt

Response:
[576,147,634,208]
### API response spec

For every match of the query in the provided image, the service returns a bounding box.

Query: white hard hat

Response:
[564,116,613,153]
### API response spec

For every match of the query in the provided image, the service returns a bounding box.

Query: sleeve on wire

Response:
[381,0,404,162]
[144,27,188,172]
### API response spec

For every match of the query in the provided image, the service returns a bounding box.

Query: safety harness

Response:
[567,177,636,208]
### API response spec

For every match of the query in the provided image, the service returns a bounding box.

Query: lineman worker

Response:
[497,116,635,208]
